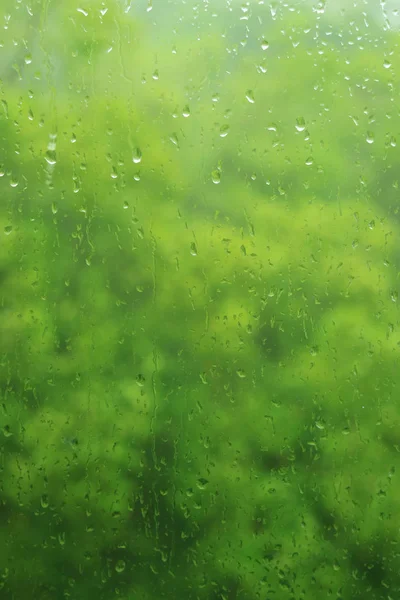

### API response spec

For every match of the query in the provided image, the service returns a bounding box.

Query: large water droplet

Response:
[45,150,57,165]
[295,117,306,132]
[366,131,375,144]
[132,148,142,163]
[211,169,221,184]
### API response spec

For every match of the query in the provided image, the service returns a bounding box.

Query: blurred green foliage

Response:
[1,1,400,599]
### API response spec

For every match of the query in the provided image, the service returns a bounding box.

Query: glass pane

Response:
[1,0,399,598]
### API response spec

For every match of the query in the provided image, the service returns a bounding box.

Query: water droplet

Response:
[383,59,391,69]
[4,225,12,235]
[211,169,221,184]
[169,133,179,146]
[212,93,220,103]
[391,290,398,303]
[24,53,32,65]
[115,560,126,573]
[390,136,396,147]
[41,494,49,508]
[190,242,198,256]
[261,39,269,50]
[58,532,66,546]
[305,156,314,166]
[136,374,146,387]
[10,177,18,188]
[45,150,56,165]
[3,425,12,437]
[123,201,129,209]
[245,90,255,103]
[219,124,230,138]
[152,69,159,80]
[295,117,306,132]
[182,105,191,117]
[197,478,209,490]
[236,369,246,378]
[51,202,58,214]
[132,148,142,163]
[366,131,375,144]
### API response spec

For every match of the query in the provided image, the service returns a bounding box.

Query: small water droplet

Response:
[236,369,246,378]
[261,39,269,50]
[333,560,340,571]
[182,105,191,117]
[295,117,306,132]
[383,59,391,69]
[211,169,221,184]
[10,177,18,188]
[190,242,198,256]
[24,53,32,65]
[4,225,12,235]
[58,532,66,546]
[115,560,126,573]
[219,124,230,138]
[123,201,129,209]
[152,69,159,80]
[41,494,49,508]
[391,290,398,303]
[390,136,396,147]
[169,133,179,146]
[305,156,314,166]
[132,148,142,163]
[212,93,220,103]
[245,90,255,103]
[366,131,375,144]
[51,202,58,214]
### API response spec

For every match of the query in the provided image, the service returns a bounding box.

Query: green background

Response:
[1,1,400,598]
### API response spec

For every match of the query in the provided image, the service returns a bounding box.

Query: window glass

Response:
[1,1,400,598]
